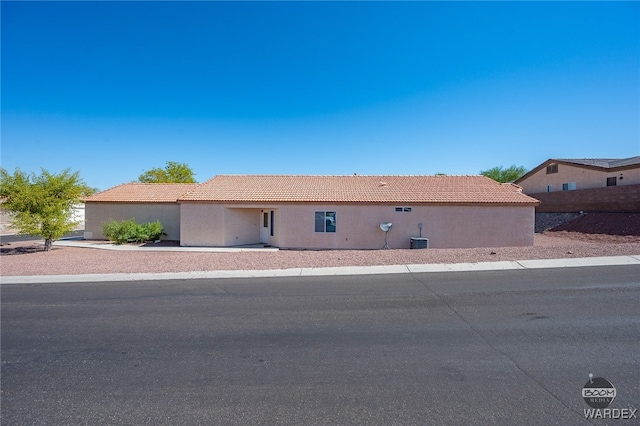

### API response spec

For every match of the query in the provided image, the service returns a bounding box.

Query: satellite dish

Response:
[380,222,392,249]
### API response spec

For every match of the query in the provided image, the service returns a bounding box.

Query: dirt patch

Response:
[542,231,640,244]
[547,213,640,237]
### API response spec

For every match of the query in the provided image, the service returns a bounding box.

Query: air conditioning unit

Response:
[410,237,429,249]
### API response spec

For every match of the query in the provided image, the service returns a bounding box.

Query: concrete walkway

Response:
[52,239,279,252]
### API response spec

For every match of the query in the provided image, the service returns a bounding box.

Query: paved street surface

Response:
[2,266,639,425]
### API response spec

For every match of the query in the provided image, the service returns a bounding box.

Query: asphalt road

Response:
[2,266,639,425]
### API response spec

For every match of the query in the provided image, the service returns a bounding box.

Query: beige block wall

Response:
[180,202,535,249]
[519,164,640,194]
[84,202,181,240]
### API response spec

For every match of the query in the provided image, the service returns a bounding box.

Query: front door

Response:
[260,211,269,243]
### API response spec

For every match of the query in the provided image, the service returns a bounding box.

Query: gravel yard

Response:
[2,232,639,277]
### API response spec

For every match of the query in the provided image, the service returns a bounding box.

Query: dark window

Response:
[395,207,412,212]
[395,207,403,212]
[315,211,336,233]
[314,212,324,232]
[562,182,576,191]
[270,211,274,236]
[546,164,558,174]
[263,212,268,228]
[607,177,617,187]
[547,185,553,192]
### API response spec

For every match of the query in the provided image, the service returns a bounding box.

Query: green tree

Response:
[0,168,94,251]
[480,165,528,183]
[138,161,196,183]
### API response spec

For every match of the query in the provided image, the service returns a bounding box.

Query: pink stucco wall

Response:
[180,202,535,249]
[518,164,640,194]
[84,202,181,240]
[178,203,263,246]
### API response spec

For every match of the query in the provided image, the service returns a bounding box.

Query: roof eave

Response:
[177,199,539,206]
[516,158,640,184]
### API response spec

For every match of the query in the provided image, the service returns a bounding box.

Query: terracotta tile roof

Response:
[179,175,539,205]
[85,183,199,203]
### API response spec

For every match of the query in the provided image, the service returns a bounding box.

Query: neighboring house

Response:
[71,204,85,229]
[0,206,15,234]
[514,157,640,213]
[1,204,85,234]
[84,183,198,240]
[178,175,539,249]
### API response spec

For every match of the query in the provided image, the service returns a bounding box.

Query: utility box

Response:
[410,237,429,249]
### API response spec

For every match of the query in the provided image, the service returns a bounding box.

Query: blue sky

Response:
[2,1,639,190]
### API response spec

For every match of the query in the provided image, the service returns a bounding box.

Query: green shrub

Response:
[102,218,165,244]
[102,218,138,244]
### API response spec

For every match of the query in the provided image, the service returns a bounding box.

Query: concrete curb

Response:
[2,255,639,284]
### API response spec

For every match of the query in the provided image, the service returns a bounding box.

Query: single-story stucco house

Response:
[84,175,539,249]
[84,183,198,240]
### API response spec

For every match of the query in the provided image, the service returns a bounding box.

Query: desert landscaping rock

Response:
[1,232,639,277]
[534,212,584,233]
